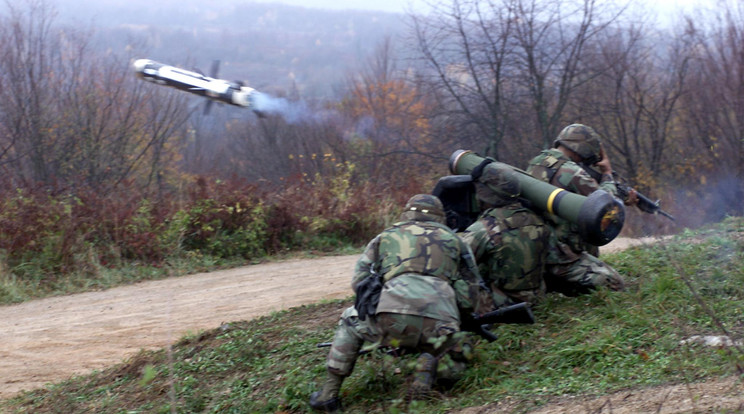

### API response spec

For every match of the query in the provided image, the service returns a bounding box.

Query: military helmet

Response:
[400,194,446,223]
[475,164,521,208]
[553,124,602,164]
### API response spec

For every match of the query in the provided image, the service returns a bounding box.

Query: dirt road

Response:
[3,235,721,408]
[0,255,358,398]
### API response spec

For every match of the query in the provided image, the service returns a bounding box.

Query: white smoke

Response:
[251,92,312,124]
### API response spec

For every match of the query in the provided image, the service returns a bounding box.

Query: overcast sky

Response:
[251,0,430,13]
[41,0,714,20]
[251,0,707,15]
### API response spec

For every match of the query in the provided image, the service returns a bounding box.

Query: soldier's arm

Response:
[461,224,499,284]
[591,146,620,196]
[455,241,493,315]
[569,167,618,197]
[459,225,484,262]
[351,235,381,292]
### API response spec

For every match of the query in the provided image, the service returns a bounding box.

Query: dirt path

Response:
[5,234,739,413]
[0,255,357,398]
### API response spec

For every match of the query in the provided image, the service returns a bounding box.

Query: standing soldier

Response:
[526,124,636,295]
[309,194,493,412]
[460,165,551,306]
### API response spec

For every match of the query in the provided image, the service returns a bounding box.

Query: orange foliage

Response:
[345,78,431,139]
[338,73,442,184]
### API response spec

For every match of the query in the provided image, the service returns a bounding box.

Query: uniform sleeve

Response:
[454,240,493,315]
[596,172,619,196]
[461,224,495,283]
[566,166,618,197]
[458,228,482,262]
[351,234,381,293]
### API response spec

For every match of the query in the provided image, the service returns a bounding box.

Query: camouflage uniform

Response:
[311,195,490,411]
[525,125,625,295]
[461,205,550,306]
[461,164,551,306]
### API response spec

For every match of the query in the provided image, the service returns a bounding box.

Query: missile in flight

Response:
[132,58,261,114]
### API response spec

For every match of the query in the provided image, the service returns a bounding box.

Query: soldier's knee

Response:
[586,262,625,291]
[327,364,353,377]
[606,273,625,291]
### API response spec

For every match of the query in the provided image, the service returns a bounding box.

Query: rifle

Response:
[466,302,536,342]
[580,164,675,221]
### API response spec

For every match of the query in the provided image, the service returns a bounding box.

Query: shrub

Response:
[180,178,269,259]
[0,188,90,275]
[0,165,433,295]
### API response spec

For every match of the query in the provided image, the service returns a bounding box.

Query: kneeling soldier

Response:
[309,194,492,412]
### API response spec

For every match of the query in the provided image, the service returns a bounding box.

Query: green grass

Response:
[2,217,743,413]
[0,244,362,306]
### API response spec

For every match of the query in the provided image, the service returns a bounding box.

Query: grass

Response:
[1,217,743,413]
[0,244,362,306]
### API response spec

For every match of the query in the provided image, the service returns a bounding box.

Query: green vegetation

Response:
[2,217,742,413]
[0,172,421,306]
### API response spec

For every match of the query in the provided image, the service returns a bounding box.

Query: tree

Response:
[0,0,191,193]
[338,37,440,180]
[511,0,626,149]
[571,22,692,190]
[679,1,744,217]
[410,0,625,161]
[0,0,59,184]
[410,0,517,159]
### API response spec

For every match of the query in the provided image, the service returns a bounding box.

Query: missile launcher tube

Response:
[449,150,624,246]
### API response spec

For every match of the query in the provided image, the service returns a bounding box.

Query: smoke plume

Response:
[251,92,312,124]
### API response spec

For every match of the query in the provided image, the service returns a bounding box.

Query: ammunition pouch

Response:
[354,272,383,321]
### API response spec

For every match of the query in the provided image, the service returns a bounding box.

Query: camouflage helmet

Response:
[399,194,446,224]
[475,164,521,208]
[553,124,602,164]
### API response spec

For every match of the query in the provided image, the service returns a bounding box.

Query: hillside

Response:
[1,218,742,412]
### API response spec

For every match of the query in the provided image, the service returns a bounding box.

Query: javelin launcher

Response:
[435,150,625,246]
[132,58,261,114]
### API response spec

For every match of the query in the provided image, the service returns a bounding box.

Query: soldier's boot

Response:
[408,352,437,400]
[435,355,467,389]
[309,372,344,412]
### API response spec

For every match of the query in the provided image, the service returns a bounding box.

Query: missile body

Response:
[132,59,257,109]
[447,150,625,246]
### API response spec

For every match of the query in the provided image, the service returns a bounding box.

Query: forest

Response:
[0,0,742,286]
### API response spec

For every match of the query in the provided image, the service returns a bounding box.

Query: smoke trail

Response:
[251,92,312,124]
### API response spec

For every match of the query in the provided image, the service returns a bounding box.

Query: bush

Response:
[0,167,432,298]
[0,189,90,275]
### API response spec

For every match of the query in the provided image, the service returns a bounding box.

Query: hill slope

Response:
[2,220,743,412]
